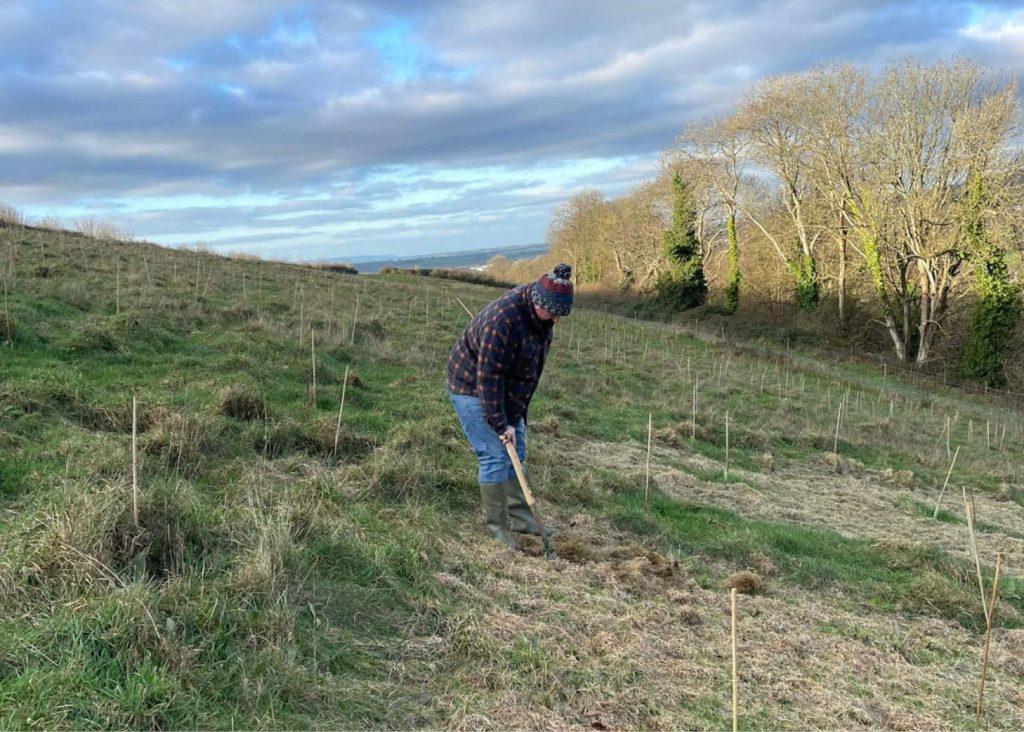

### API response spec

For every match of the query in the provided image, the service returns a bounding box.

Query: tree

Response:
[676,117,747,313]
[804,64,869,327]
[604,181,669,291]
[547,190,610,285]
[656,172,707,309]
[735,74,823,309]
[958,172,1022,386]
[856,60,1019,363]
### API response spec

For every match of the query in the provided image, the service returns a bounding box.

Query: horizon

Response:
[3,1,1024,261]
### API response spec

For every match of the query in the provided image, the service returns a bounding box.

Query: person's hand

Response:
[499,425,516,447]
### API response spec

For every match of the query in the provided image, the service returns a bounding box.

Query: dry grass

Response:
[403,510,1024,729]
[725,570,763,594]
[218,384,268,421]
[0,204,26,227]
[571,437,1024,588]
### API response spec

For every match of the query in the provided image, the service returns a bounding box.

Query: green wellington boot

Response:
[479,482,517,549]
[504,479,555,537]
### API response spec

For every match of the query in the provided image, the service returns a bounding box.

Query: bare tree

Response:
[842,60,1020,363]
[675,116,748,311]
[735,74,824,309]
[547,190,610,285]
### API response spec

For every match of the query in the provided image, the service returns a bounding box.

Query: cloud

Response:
[1,1,1021,259]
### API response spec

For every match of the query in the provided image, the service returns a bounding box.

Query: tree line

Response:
[489,58,1024,387]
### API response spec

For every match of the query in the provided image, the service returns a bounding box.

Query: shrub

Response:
[311,262,359,275]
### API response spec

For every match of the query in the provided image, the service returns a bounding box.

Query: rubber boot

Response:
[504,479,555,537]
[479,482,516,549]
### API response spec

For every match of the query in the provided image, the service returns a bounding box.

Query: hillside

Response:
[2,224,1023,729]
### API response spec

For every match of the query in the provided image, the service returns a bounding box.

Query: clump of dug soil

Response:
[517,529,685,593]
[724,570,763,594]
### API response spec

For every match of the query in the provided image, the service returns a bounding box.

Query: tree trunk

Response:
[884,313,908,362]
[838,212,847,326]
[916,264,934,364]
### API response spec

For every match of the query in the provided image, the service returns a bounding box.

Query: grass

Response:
[612,491,1024,631]
[2,223,1024,728]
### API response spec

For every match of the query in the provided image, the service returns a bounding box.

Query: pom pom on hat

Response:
[531,263,574,316]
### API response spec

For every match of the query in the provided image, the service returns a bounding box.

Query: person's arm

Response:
[476,318,514,435]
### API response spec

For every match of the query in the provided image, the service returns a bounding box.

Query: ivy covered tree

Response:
[722,212,741,314]
[656,172,707,310]
[958,173,1021,387]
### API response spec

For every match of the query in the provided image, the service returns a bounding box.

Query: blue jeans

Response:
[449,392,526,484]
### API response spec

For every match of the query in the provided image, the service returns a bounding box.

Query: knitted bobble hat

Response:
[531,263,574,316]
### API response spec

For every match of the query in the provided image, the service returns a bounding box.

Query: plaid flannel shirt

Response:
[446,285,553,433]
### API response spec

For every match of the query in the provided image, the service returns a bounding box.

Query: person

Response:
[446,263,573,548]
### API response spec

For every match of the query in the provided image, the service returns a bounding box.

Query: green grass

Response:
[611,491,1024,632]
[3,225,1024,727]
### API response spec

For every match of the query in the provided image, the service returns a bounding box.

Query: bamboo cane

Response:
[833,398,843,454]
[731,587,739,732]
[350,294,360,346]
[724,410,730,481]
[976,552,1003,723]
[310,327,317,407]
[932,445,960,519]
[332,365,350,459]
[131,396,139,528]
[455,296,474,317]
[644,413,652,513]
[963,488,989,619]
[692,377,698,440]
[2,276,10,343]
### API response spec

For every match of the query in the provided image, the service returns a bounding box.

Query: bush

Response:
[311,262,358,275]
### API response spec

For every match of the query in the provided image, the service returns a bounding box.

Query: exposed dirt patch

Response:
[515,525,685,594]
[567,436,1024,581]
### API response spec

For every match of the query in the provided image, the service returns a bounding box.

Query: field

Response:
[2,224,1023,729]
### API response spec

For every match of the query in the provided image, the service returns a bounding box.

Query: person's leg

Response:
[449,393,515,548]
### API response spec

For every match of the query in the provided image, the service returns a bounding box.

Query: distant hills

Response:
[344,243,546,274]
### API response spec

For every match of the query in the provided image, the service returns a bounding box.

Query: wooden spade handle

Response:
[504,441,536,508]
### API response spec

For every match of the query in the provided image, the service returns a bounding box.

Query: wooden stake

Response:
[976,552,1003,724]
[131,396,139,528]
[115,259,120,314]
[644,413,652,512]
[332,366,350,458]
[731,587,739,732]
[932,445,960,519]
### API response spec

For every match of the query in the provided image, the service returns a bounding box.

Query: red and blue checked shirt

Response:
[446,285,553,433]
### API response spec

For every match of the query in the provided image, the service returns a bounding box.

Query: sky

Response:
[3,1,1024,261]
